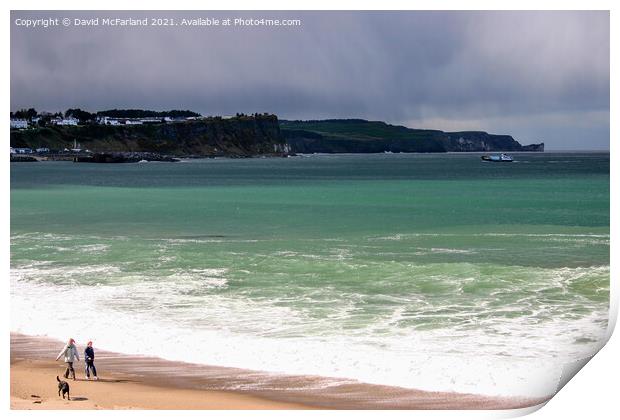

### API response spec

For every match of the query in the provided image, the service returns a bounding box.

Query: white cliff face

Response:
[273,143,291,154]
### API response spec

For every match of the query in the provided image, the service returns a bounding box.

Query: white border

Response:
[2,2,616,420]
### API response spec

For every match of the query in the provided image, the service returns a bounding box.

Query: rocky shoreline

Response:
[74,152,180,163]
[10,155,38,162]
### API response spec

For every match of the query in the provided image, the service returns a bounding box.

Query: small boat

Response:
[481,153,513,162]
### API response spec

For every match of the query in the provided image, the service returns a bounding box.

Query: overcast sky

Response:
[11,11,609,150]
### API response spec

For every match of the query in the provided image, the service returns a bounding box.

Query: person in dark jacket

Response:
[84,341,98,380]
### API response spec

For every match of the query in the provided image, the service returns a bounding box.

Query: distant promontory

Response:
[281,119,544,153]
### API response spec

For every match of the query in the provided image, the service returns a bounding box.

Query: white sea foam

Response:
[165,238,262,244]
[11,263,122,285]
[75,244,110,253]
[11,232,130,242]
[428,247,476,255]
[369,232,609,241]
[10,263,609,399]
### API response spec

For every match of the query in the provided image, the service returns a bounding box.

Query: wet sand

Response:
[10,333,548,410]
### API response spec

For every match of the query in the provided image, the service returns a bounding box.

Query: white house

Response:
[140,117,163,124]
[55,117,79,126]
[10,119,28,129]
[97,116,121,126]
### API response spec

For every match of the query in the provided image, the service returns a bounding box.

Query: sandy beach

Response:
[10,333,548,410]
[10,359,311,410]
[10,334,311,410]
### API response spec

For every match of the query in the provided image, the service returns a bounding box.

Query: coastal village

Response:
[10,109,205,156]
[9,109,287,162]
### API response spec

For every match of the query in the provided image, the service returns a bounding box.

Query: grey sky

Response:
[11,11,609,150]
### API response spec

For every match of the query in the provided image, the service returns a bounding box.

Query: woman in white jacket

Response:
[55,338,80,380]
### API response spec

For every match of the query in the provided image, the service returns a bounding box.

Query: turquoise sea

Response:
[10,152,610,397]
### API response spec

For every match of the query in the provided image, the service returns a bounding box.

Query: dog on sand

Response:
[57,376,70,400]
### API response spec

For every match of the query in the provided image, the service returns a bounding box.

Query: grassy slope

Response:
[280,119,448,152]
[280,119,537,153]
[280,119,445,141]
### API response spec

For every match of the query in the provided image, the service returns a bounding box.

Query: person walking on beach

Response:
[84,341,98,380]
[55,338,80,380]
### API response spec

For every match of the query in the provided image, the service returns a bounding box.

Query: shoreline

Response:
[11,332,548,410]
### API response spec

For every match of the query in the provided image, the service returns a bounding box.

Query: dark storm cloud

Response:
[11,11,609,149]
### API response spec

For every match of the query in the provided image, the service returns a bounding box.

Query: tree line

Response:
[10,108,202,122]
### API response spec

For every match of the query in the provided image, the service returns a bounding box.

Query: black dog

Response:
[57,376,70,400]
